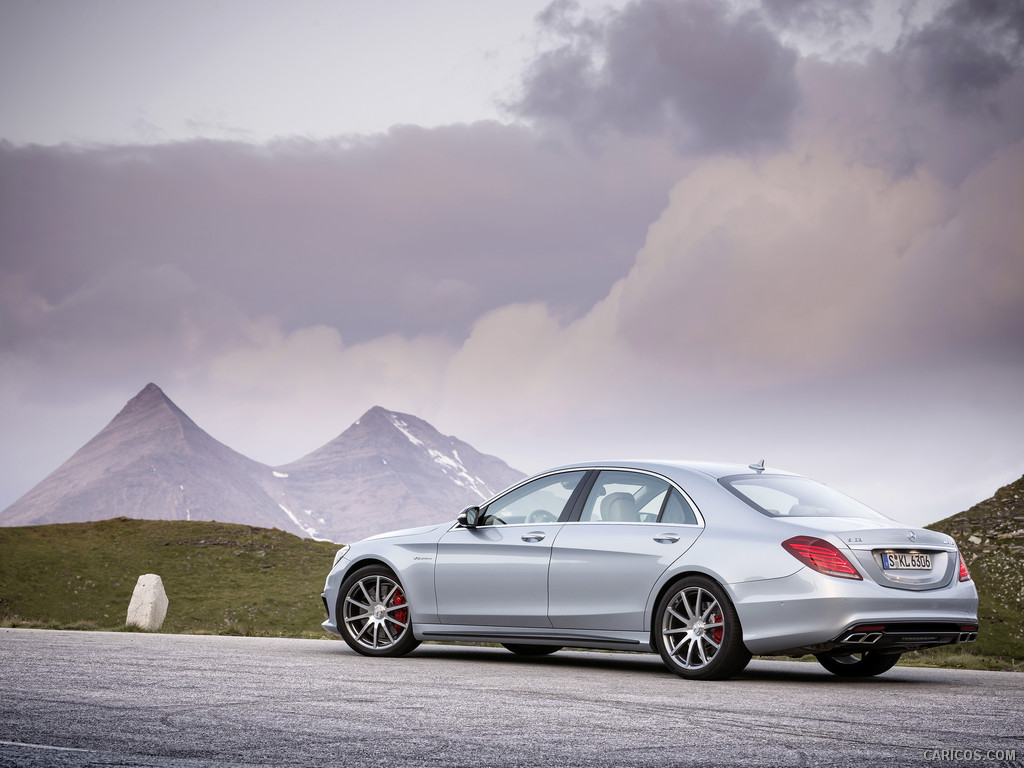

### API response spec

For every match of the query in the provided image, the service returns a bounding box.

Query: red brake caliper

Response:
[392,591,408,625]
[711,613,723,643]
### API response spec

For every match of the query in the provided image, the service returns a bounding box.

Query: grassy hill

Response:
[921,473,1024,665]
[0,518,340,637]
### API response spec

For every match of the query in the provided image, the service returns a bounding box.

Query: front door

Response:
[434,470,587,627]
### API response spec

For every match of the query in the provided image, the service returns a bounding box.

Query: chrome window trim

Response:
[450,466,706,529]
[560,520,704,527]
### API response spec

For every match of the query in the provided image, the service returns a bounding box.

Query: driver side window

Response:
[480,471,586,526]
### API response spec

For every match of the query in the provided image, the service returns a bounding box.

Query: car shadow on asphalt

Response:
[320,641,927,684]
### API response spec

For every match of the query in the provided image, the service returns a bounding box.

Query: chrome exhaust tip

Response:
[841,632,882,644]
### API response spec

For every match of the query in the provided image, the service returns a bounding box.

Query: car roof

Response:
[546,459,799,482]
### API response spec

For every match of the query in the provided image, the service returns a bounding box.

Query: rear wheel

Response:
[816,651,901,677]
[654,576,751,680]
[502,644,561,656]
[338,566,420,657]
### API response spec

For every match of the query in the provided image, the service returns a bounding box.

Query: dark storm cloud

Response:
[896,0,1024,112]
[514,0,800,154]
[0,123,686,355]
[791,0,1024,186]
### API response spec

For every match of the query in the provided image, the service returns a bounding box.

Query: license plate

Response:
[881,551,932,570]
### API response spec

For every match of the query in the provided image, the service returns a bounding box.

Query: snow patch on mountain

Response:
[428,448,492,500]
[388,414,424,446]
[384,409,500,500]
[279,503,328,541]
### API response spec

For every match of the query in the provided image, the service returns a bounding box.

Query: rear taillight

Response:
[958,551,972,582]
[782,536,863,580]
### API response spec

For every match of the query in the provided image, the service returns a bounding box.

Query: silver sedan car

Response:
[320,461,979,680]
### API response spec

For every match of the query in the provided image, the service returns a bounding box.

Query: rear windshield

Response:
[720,474,889,520]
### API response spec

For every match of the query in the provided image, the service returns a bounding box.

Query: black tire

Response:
[337,565,420,657]
[654,575,751,680]
[816,651,901,677]
[502,643,561,656]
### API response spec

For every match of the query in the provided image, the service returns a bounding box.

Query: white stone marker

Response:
[126,574,168,631]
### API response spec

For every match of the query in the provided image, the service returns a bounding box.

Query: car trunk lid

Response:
[778,517,959,591]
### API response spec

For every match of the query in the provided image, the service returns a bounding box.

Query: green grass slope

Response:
[0,518,340,637]
[923,473,1024,663]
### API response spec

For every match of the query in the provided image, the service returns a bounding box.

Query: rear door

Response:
[548,470,704,631]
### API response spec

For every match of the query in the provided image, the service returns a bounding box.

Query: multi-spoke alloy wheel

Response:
[338,566,420,657]
[654,576,751,680]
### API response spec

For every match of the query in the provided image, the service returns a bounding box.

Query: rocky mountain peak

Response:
[1,385,523,543]
[0,384,280,530]
[103,381,188,429]
[135,381,166,400]
[116,382,176,416]
[348,406,430,441]
[360,407,443,446]
[273,404,524,541]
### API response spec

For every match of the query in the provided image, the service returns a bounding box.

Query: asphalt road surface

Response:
[1,629,1021,767]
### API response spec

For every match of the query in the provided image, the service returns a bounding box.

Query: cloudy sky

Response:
[2,0,1022,526]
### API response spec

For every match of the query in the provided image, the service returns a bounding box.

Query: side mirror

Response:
[458,506,481,528]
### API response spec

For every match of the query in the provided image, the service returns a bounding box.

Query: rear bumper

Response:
[731,568,979,655]
[780,620,979,656]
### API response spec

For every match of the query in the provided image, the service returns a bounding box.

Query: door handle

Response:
[653,533,680,544]
[521,531,546,543]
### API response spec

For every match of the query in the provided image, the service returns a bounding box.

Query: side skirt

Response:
[414,623,654,653]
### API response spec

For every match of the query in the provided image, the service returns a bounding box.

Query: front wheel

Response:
[654,576,751,680]
[338,566,420,657]
[816,651,901,677]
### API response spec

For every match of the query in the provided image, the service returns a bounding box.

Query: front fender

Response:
[324,535,442,632]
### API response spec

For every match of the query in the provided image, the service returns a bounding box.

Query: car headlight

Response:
[332,545,350,569]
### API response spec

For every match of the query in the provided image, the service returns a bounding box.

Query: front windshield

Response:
[720,474,889,520]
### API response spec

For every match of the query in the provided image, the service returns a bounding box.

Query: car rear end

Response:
[816,525,979,655]
[716,471,979,657]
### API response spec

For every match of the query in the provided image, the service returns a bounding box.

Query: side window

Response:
[480,471,587,526]
[579,471,670,523]
[660,490,698,525]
